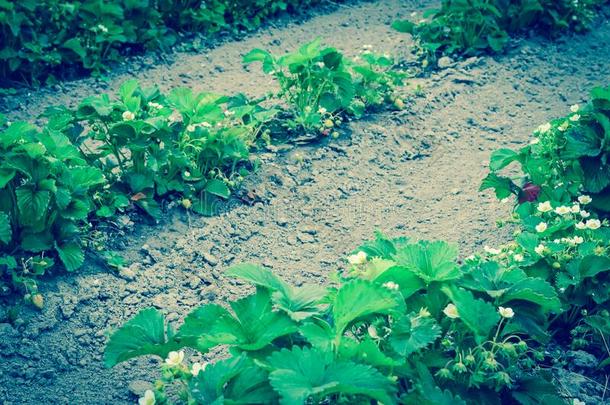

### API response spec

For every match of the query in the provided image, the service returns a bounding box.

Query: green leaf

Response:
[442,286,500,344]
[15,185,50,226]
[226,260,326,321]
[55,241,85,271]
[267,346,397,405]
[206,289,297,351]
[0,212,10,244]
[480,173,516,199]
[332,279,399,337]
[176,304,230,351]
[242,48,272,64]
[226,263,286,291]
[389,312,441,356]
[339,337,402,368]
[501,278,561,313]
[104,308,177,367]
[373,265,425,299]
[391,19,416,33]
[205,179,231,199]
[189,354,276,404]
[272,284,327,321]
[579,255,610,279]
[20,232,53,252]
[0,168,16,188]
[393,241,460,284]
[511,373,562,404]
[62,38,86,58]
[489,148,519,171]
[581,157,610,193]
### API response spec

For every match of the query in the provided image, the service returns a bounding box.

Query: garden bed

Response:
[1,0,610,403]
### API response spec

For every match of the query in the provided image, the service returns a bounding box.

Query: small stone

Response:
[118,266,137,281]
[437,56,453,69]
[128,380,154,397]
[297,233,316,244]
[202,252,219,266]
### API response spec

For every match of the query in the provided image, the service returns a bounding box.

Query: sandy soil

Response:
[0,0,609,403]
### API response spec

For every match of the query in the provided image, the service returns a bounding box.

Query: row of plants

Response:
[105,86,610,404]
[0,39,406,304]
[392,0,609,68]
[0,0,342,87]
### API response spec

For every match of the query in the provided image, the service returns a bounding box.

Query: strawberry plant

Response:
[105,237,561,404]
[243,39,406,141]
[482,86,610,377]
[53,80,275,218]
[482,86,610,215]
[0,0,340,87]
[393,0,608,68]
[0,117,105,296]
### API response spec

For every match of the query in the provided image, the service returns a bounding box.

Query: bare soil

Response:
[1,0,609,403]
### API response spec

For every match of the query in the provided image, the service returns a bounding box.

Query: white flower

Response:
[537,122,552,133]
[535,244,546,256]
[498,307,514,319]
[573,399,585,405]
[580,210,590,218]
[183,171,191,178]
[554,206,571,215]
[578,195,592,204]
[165,350,185,367]
[368,325,379,339]
[443,303,459,319]
[484,246,501,255]
[138,390,155,405]
[168,111,182,124]
[575,221,586,230]
[573,236,584,244]
[122,111,135,121]
[570,104,580,113]
[383,281,400,291]
[513,254,524,262]
[348,251,367,265]
[147,102,163,110]
[558,121,569,131]
[318,107,327,115]
[97,24,108,33]
[535,222,548,233]
[537,201,553,213]
[191,362,208,377]
[186,124,196,132]
[585,219,601,230]
[201,121,212,128]
[362,44,373,49]
[529,138,540,145]
[570,114,580,122]
[316,61,325,68]
[158,141,165,150]
[571,204,580,213]
[419,307,431,317]
[224,110,235,117]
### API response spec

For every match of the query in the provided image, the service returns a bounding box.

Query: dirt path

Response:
[1,1,609,404]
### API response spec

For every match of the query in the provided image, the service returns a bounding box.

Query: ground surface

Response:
[1,0,609,404]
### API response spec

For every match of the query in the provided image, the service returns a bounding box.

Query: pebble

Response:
[437,56,453,69]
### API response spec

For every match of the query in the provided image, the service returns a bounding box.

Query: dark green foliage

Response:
[0,0,333,86]
[392,0,608,66]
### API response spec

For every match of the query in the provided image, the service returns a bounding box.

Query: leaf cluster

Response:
[0,0,335,86]
[243,39,407,141]
[392,0,607,67]
[105,237,561,404]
